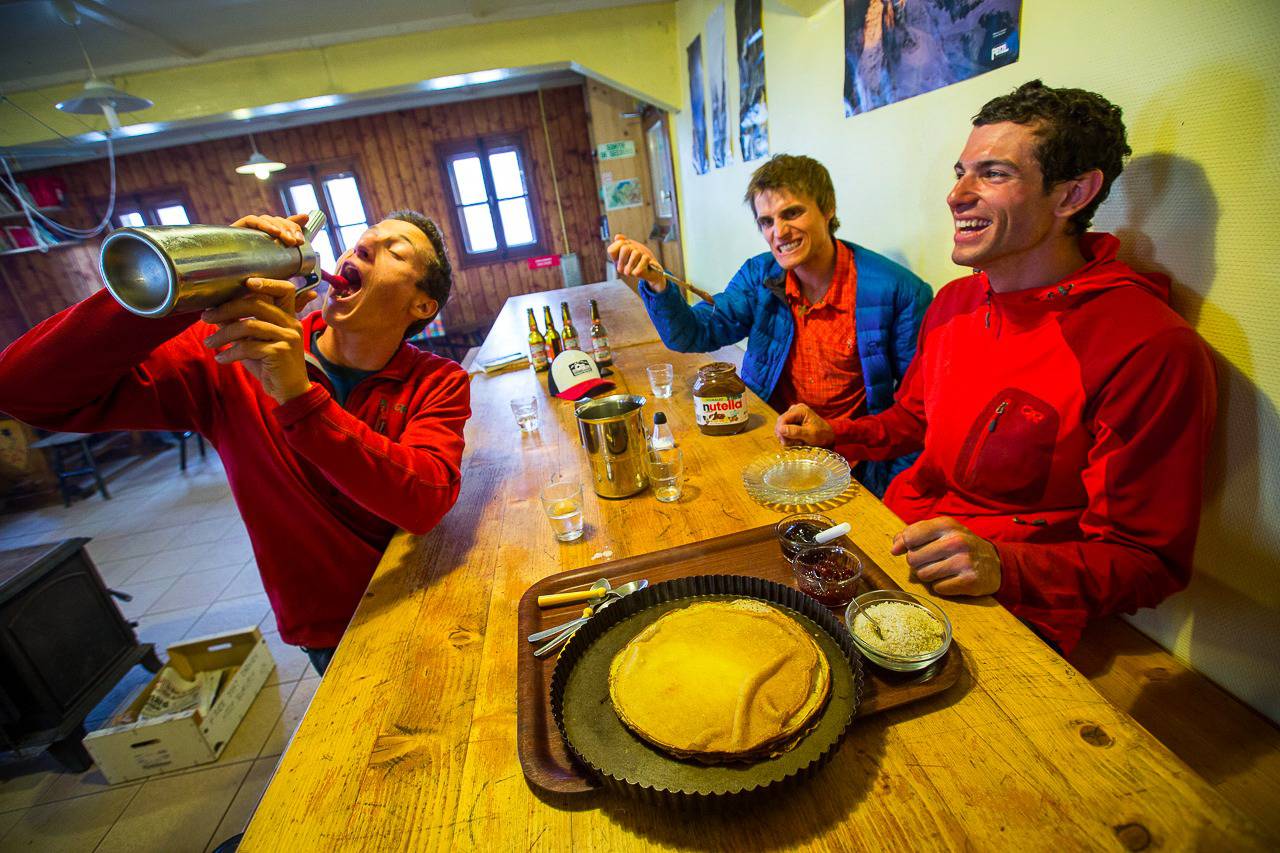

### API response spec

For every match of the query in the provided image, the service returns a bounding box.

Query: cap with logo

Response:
[547,349,615,400]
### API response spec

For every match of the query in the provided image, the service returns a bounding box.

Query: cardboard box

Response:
[84,628,275,783]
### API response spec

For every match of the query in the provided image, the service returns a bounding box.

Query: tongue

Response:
[321,269,351,294]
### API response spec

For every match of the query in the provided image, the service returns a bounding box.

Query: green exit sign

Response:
[597,141,636,161]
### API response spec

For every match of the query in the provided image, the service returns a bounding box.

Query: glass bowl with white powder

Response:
[844,590,951,672]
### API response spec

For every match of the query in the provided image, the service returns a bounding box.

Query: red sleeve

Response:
[993,326,1217,649]
[829,319,928,461]
[271,365,470,535]
[0,289,213,432]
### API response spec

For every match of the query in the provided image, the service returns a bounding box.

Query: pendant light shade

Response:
[235,135,286,180]
[52,5,152,134]
[56,77,154,132]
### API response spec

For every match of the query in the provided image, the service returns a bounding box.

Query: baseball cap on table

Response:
[548,349,614,400]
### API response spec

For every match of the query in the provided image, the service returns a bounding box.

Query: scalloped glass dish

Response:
[741,446,852,507]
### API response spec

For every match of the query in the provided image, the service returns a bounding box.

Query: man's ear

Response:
[1056,168,1104,223]
[412,293,439,323]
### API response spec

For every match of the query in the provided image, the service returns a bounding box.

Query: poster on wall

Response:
[687,35,710,175]
[843,0,1022,117]
[735,0,768,161]
[707,4,732,168]
[603,177,644,211]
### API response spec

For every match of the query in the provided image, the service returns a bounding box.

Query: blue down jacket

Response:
[638,240,932,496]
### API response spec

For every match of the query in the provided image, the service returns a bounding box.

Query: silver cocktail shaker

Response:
[98,210,327,317]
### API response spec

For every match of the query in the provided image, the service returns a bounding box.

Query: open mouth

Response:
[328,263,364,299]
[954,218,991,239]
[776,238,802,255]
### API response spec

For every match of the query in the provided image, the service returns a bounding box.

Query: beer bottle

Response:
[560,302,580,351]
[589,299,612,366]
[526,307,548,372]
[542,305,563,361]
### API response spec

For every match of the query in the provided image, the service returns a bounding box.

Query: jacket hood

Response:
[985,232,1171,306]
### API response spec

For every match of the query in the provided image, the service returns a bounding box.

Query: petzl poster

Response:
[707,4,732,168]
[736,0,768,161]
[844,0,1022,117]
[687,35,710,175]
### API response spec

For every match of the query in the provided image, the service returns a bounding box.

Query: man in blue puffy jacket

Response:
[608,154,932,496]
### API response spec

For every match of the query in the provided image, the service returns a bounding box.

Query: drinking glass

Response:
[647,447,684,503]
[540,480,585,542]
[509,396,539,433]
[646,363,674,399]
[791,544,863,608]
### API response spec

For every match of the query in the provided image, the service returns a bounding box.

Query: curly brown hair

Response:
[387,210,452,339]
[743,154,840,234]
[974,80,1131,234]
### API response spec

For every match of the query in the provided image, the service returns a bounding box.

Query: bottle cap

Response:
[654,412,667,424]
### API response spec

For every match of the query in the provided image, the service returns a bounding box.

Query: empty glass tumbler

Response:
[647,447,684,503]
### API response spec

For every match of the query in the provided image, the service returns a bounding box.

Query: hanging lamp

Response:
[235,134,286,180]
[52,2,152,133]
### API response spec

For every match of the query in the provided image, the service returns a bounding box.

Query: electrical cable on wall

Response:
[538,88,571,256]
[1,83,120,248]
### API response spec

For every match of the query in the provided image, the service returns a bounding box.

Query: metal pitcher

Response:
[575,394,649,499]
[98,210,327,317]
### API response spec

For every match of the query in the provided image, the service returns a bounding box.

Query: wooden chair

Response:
[29,432,110,507]
[173,430,206,471]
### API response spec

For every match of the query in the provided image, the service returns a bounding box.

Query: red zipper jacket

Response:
[0,289,470,647]
[832,233,1216,651]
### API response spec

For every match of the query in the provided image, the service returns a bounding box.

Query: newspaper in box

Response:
[84,627,274,783]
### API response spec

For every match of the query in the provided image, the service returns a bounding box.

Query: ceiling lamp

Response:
[235,135,286,180]
[56,78,153,133]
[52,1,152,133]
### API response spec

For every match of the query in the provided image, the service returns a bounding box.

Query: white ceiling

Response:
[0,0,642,90]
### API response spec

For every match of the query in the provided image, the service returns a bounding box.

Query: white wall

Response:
[671,0,1280,720]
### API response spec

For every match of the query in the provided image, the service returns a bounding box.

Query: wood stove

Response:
[0,538,159,770]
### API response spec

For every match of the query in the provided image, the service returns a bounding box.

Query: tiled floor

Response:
[0,448,318,852]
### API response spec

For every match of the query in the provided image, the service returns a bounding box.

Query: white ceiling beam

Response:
[70,0,203,59]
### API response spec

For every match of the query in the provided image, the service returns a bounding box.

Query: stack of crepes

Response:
[608,599,831,763]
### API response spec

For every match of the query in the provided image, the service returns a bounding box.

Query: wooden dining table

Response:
[241,288,1266,850]
[466,280,654,373]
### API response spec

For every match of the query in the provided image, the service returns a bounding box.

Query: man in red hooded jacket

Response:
[0,211,470,674]
[777,81,1217,653]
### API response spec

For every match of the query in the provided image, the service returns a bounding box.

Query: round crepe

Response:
[608,599,831,762]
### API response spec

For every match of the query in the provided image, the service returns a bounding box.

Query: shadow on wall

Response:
[1099,152,1280,719]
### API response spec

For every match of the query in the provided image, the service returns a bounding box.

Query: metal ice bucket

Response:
[575,394,649,499]
[98,210,326,317]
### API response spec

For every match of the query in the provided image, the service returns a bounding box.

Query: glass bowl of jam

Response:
[790,544,863,608]
[775,512,836,560]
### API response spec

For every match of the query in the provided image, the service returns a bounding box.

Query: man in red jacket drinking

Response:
[0,211,471,674]
[777,80,1217,653]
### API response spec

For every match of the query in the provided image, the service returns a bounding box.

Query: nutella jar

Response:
[692,362,749,435]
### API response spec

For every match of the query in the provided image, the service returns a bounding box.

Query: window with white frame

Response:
[278,165,371,272]
[436,133,545,266]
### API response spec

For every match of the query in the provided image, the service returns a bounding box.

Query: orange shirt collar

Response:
[784,240,852,311]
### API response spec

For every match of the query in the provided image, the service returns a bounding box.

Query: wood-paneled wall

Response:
[0,84,605,349]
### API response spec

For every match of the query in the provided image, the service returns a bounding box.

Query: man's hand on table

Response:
[203,213,317,405]
[607,234,666,291]
[776,403,835,447]
[892,516,1002,597]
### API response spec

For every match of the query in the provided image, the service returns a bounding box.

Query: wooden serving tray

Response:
[516,525,964,797]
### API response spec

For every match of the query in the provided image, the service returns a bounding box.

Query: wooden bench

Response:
[1070,617,1280,838]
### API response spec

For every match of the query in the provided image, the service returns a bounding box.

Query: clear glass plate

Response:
[741,446,852,507]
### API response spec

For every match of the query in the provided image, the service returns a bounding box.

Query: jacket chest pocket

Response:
[953,388,1059,505]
